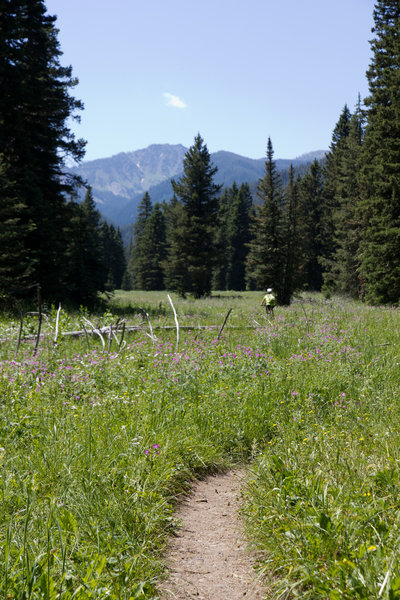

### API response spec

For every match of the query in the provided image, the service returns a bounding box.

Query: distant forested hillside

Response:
[71,146,326,227]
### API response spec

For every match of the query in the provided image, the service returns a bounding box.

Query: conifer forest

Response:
[1,3,400,599]
[0,1,399,306]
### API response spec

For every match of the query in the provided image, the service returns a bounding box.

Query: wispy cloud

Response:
[163,92,187,109]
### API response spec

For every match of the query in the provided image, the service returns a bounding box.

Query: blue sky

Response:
[46,0,376,162]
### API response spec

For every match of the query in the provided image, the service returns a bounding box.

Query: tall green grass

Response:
[0,293,399,598]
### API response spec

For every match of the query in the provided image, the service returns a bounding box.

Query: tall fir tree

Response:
[128,192,153,289]
[358,0,400,303]
[225,183,253,291]
[212,187,230,291]
[246,138,285,298]
[100,223,126,291]
[0,0,85,300]
[134,203,166,290]
[280,165,300,304]
[65,186,105,305]
[0,158,33,296]
[297,160,325,291]
[331,102,365,297]
[169,134,221,298]
[320,105,352,292]
[163,196,190,296]
[212,182,253,291]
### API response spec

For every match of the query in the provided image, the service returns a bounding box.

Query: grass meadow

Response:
[0,291,399,599]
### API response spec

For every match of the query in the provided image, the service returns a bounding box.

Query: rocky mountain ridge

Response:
[71,144,327,227]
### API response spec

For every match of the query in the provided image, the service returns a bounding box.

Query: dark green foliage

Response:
[212,182,252,291]
[100,223,126,290]
[358,0,400,303]
[226,183,253,291]
[280,165,300,305]
[246,139,286,298]
[65,187,105,305]
[0,158,33,295]
[319,105,352,290]
[163,196,190,296]
[330,103,365,297]
[212,188,230,290]
[169,134,222,298]
[134,204,166,290]
[128,192,153,289]
[0,0,85,301]
[128,194,166,291]
[297,160,325,291]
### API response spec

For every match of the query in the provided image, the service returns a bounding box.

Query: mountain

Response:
[71,144,327,227]
[70,144,187,221]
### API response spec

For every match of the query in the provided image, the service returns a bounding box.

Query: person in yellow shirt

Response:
[261,288,276,316]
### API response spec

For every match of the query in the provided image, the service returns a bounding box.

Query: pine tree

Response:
[225,183,253,291]
[320,105,352,292]
[0,158,33,296]
[100,223,127,291]
[112,227,127,289]
[128,192,153,289]
[65,187,105,305]
[297,160,324,291]
[246,138,285,297]
[358,0,400,303]
[331,102,365,297]
[170,134,222,298]
[135,204,166,290]
[0,0,85,300]
[212,188,230,291]
[280,165,300,304]
[163,196,190,296]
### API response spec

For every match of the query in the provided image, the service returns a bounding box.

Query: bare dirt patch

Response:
[159,469,266,600]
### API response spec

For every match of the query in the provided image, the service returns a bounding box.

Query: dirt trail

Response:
[159,470,266,600]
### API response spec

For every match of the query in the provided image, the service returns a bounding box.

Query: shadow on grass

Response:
[109,302,169,318]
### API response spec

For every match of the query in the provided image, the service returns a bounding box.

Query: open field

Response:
[0,291,399,599]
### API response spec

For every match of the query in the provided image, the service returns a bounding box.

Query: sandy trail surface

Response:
[159,470,266,600]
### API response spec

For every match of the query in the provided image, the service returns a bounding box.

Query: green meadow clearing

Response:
[0,291,399,599]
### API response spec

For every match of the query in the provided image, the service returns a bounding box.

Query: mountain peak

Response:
[294,150,327,162]
[71,143,327,227]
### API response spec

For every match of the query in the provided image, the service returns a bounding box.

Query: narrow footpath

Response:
[159,470,267,600]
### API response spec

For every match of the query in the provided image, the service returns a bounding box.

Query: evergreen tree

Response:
[225,183,253,291]
[246,138,285,297]
[0,158,33,296]
[170,134,222,298]
[212,188,230,291]
[280,165,300,304]
[134,204,166,290]
[100,223,126,291]
[163,196,190,296]
[320,105,352,292]
[65,187,105,305]
[331,102,365,297]
[0,0,85,300]
[358,0,400,303]
[212,181,253,291]
[128,192,152,289]
[297,160,324,291]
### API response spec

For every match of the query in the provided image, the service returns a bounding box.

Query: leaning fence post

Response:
[54,303,62,344]
[217,308,233,340]
[139,308,155,347]
[167,294,179,351]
